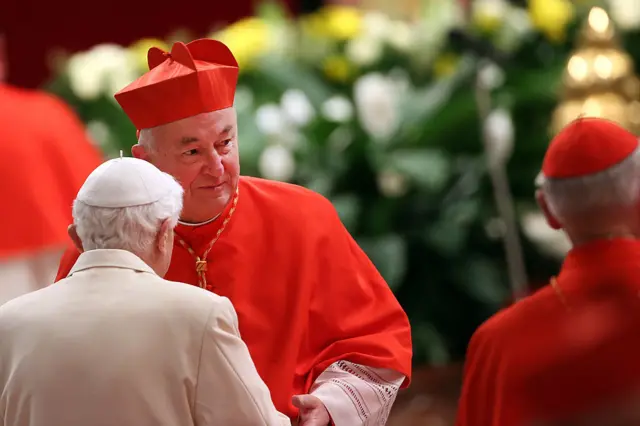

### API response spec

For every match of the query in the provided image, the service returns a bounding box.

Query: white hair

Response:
[138,128,154,152]
[539,147,640,221]
[72,175,184,254]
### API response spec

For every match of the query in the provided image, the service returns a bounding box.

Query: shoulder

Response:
[469,285,560,354]
[156,280,238,330]
[2,85,70,114]
[240,176,338,221]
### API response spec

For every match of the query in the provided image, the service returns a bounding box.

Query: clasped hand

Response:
[291,394,330,426]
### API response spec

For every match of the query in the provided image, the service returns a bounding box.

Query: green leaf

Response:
[411,323,450,366]
[425,198,479,255]
[255,0,288,23]
[386,149,451,192]
[456,257,509,307]
[357,234,407,290]
[330,194,361,232]
[237,109,266,175]
[256,56,332,108]
[397,55,476,133]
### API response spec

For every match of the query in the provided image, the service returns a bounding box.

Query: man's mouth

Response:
[200,183,225,190]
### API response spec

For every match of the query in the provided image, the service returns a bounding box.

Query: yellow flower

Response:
[303,5,362,41]
[215,17,271,69]
[433,53,460,78]
[129,38,169,72]
[529,0,575,43]
[323,55,352,82]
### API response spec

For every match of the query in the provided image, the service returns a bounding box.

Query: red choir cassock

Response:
[456,118,640,426]
[0,83,103,259]
[55,39,412,419]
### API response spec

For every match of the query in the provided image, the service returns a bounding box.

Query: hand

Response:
[292,394,331,426]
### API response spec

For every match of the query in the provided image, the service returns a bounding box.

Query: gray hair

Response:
[539,147,640,221]
[137,128,154,152]
[72,174,184,254]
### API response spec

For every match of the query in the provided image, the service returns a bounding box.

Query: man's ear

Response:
[536,189,563,230]
[131,144,148,160]
[67,224,84,253]
[156,218,173,252]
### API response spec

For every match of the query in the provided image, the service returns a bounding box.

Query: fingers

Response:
[292,394,322,409]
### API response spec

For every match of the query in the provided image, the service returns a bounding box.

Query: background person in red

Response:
[55,39,412,426]
[455,118,640,426]
[0,31,103,305]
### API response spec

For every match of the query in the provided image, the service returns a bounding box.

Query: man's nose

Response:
[204,151,224,176]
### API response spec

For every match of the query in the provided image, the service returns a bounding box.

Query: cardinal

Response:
[0,31,103,305]
[55,38,412,425]
[456,117,640,425]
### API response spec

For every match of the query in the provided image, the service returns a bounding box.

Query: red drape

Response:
[2,0,297,89]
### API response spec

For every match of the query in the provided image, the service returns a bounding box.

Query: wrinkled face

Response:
[133,108,240,223]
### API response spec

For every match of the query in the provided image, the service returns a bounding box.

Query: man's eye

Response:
[221,139,232,147]
[183,149,198,156]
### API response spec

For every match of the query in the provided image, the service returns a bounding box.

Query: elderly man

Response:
[0,30,103,305]
[455,117,640,426]
[0,157,289,426]
[55,39,412,425]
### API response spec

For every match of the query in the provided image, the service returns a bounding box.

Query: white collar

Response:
[178,214,220,227]
[68,249,156,276]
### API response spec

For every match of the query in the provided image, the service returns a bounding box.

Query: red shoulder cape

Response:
[456,239,640,426]
[0,84,103,259]
[56,176,413,419]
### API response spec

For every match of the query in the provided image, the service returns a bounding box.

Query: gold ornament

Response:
[552,7,640,135]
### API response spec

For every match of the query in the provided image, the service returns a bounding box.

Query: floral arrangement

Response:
[46,0,640,364]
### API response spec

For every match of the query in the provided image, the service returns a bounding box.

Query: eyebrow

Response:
[179,125,234,145]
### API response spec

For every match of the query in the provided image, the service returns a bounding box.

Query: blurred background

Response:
[3,0,640,423]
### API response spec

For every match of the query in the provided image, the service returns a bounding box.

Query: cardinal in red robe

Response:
[0,32,103,304]
[54,39,412,425]
[455,117,640,426]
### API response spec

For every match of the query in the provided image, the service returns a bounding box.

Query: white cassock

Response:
[0,249,62,306]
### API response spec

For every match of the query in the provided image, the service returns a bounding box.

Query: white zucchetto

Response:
[76,157,176,208]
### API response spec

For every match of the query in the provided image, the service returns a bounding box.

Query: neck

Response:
[569,226,639,247]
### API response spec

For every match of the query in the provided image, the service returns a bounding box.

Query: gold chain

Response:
[175,187,239,289]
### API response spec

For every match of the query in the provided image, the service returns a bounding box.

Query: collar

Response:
[173,182,241,250]
[68,249,157,276]
[560,238,640,275]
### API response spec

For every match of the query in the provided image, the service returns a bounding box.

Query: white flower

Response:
[521,211,571,259]
[377,170,409,197]
[66,44,137,101]
[346,36,383,67]
[281,89,315,127]
[255,104,287,135]
[483,108,514,167]
[607,0,640,30]
[321,96,354,123]
[362,11,394,40]
[387,23,413,51]
[478,61,505,90]
[360,11,415,52]
[353,73,400,140]
[472,0,509,28]
[258,145,295,181]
